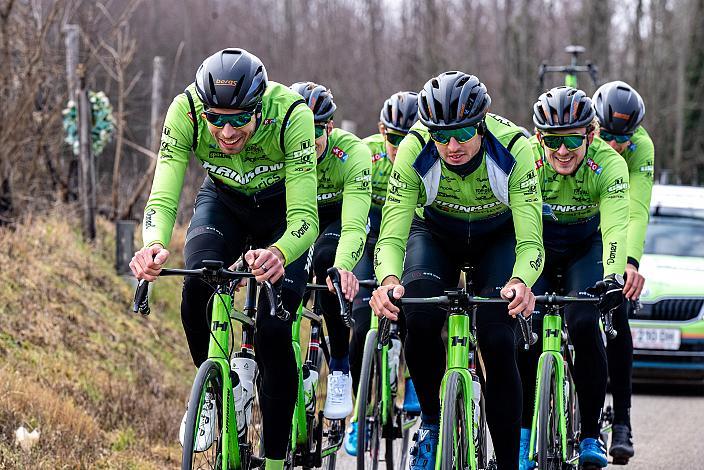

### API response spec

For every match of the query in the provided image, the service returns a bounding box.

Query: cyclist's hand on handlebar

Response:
[500,278,535,318]
[370,282,404,321]
[623,263,644,301]
[130,244,170,281]
[587,274,625,312]
[326,268,359,301]
[245,248,285,283]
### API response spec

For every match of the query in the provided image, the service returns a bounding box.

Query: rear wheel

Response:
[182,360,226,470]
[536,354,563,470]
[356,330,382,470]
[440,371,472,470]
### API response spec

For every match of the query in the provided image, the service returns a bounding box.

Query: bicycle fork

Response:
[436,312,479,470]
[529,312,568,462]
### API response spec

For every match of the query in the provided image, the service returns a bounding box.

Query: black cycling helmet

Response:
[290,81,336,123]
[380,91,419,133]
[195,48,267,110]
[593,81,645,135]
[417,71,491,129]
[533,86,595,131]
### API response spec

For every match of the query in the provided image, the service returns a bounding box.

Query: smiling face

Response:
[205,107,258,154]
[539,127,595,175]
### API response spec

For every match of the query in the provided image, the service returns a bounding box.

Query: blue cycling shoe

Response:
[579,437,608,467]
[409,422,439,470]
[403,378,421,414]
[344,421,358,456]
[519,428,536,470]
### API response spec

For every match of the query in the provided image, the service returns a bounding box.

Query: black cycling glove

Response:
[587,273,625,312]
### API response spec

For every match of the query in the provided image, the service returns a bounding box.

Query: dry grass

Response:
[0,209,191,468]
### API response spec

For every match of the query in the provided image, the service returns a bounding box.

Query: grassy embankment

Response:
[0,211,193,468]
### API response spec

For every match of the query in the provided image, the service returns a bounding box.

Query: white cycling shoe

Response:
[179,391,216,452]
[324,371,354,419]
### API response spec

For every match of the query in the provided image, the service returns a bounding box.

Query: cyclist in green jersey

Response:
[517,86,628,470]
[129,49,319,470]
[370,71,544,470]
[593,81,653,464]
[344,91,421,455]
[289,82,372,420]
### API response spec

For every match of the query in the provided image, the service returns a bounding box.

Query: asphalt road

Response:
[334,385,704,469]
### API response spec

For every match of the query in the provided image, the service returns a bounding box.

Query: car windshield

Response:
[644,215,704,257]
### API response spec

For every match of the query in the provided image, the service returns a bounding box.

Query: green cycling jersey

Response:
[620,126,655,266]
[529,134,630,277]
[143,81,319,265]
[362,133,393,208]
[374,113,545,286]
[317,128,372,271]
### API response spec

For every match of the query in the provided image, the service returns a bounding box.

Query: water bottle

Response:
[388,337,402,394]
[471,375,482,448]
[302,364,319,413]
[232,355,257,437]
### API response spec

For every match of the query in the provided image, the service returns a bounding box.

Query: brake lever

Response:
[327,267,354,327]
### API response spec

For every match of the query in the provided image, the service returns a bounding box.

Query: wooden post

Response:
[115,220,138,275]
[77,64,96,240]
[149,56,164,152]
[64,25,80,202]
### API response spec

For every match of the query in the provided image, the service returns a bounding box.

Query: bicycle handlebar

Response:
[132,259,285,321]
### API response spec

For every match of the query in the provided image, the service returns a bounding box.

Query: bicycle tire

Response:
[440,371,472,470]
[182,360,227,470]
[536,354,562,470]
[356,329,382,470]
[564,363,580,464]
[476,383,489,468]
[244,374,265,468]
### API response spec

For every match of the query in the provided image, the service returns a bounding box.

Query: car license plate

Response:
[631,327,681,350]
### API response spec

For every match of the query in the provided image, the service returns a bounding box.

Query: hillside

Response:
[0,212,192,468]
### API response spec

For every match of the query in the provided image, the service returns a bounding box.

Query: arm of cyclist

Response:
[624,134,654,299]
[369,276,405,321]
[269,103,320,266]
[244,247,286,283]
[500,278,536,318]
[142,92,193,250]
[327,138,372,300]
[130,244,170,281]
[133,93,192,281]
[598,155,630,279]
[507,135,545,289]
[373,129,424,283]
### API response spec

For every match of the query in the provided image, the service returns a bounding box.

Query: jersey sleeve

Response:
[374,133,425,283]
[335,141,372,271]
[597,156,631,277]
[626,138,654,266]
[270,103,319,265]
[142,94,193,248]
[507,137,545,287]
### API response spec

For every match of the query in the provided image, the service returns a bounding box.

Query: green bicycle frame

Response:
[193,288,241,470]
[291,303,309,448]
[435,313,478,470]
[529,313,568,462]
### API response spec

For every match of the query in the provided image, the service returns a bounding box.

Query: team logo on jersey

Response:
[262,118,277,126]
[607,178,629,193]
[585,158,603,175]
[535,159,544,170]
[372,152,386,162]
[187,112,195,122]
[332,146,348,162]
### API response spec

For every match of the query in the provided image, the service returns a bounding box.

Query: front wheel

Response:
[536,354,563,470]
[440,371,473,470]
[182,360,226,470]
[356,329,382,470]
